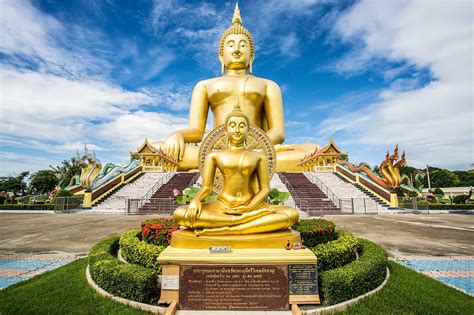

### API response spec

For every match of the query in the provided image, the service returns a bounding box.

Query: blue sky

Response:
[0,0,472,176]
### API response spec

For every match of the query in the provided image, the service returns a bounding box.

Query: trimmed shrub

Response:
[311,230,359,272]
[141,217,180,246]
[319,238,388,305]
[426,204,474,210]
[0,204,54,210]
[120,230,165,273]
[88,236,159,304]
[293,219,338,247]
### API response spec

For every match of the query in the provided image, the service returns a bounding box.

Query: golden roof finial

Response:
[232,3,242,25]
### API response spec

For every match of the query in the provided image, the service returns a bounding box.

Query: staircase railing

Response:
[126,172,174,214]
[278,173,336,213]
[126,172,200,215]
[304,172,341,208]
[306,172,390,213]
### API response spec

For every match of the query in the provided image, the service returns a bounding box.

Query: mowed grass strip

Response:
[0,258,146,315]
[1,259,472,314]
[334,261,474,315]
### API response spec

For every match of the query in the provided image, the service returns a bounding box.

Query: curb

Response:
[304,266,390,314]
[86,265,166,314]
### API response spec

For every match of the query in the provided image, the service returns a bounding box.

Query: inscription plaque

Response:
[289,264,318,295]
[179,264,289,310]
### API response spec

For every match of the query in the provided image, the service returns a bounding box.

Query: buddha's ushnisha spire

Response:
[232,3,242,25]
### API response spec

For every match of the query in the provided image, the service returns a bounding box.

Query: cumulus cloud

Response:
[319,0,473,169]
[95,110,188,150]
[0,0,186,174]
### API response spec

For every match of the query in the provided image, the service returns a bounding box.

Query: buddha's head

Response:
[218,4,255,74]
[225,106,250,145]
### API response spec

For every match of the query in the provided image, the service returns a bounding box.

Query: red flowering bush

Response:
[141,217,180,246]
[293,219,337,248]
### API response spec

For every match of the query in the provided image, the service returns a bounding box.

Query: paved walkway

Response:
[1,213,473,294]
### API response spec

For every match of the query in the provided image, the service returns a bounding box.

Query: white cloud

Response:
[0,0,184,175]
[319,0,473,170]
[95,110,188,150]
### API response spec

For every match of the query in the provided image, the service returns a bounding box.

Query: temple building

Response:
[297,138,347,171]
[131,138,178,172]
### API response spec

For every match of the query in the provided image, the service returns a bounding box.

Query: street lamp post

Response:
[426,165,431,189]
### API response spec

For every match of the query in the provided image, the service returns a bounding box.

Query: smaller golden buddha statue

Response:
[173,107,299,236]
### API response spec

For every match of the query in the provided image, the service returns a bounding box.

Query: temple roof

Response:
[297,138,343,165]
[131,138,178,165]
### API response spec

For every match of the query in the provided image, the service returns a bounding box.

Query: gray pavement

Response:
[0,213,473,257]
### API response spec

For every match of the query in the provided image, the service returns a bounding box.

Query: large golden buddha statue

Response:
[173,107,299,236]
[153,4,317,172]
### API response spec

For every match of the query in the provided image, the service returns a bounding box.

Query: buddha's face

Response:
[222,34,251,70]
[226,115,248,145]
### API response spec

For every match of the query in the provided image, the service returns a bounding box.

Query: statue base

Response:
[170,228,301,249]
[158,231,320,312]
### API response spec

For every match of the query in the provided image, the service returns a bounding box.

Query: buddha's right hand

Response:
[186,199,202,227]
[164,132,185,162]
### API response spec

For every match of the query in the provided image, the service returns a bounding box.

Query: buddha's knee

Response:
[282,207,299,226]
[173,206,188,225]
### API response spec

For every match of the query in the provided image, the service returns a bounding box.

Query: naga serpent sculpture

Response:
[77,146,102,190]
[339,145,410,190]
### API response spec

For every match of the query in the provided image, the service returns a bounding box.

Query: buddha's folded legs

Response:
[195,205,299,236]
[173,202,276,229]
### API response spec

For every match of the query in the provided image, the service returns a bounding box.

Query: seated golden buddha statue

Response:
[173,107,299,236]
[153,4,317,172]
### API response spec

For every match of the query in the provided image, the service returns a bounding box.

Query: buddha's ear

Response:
[249,56,254,74]
[219,55,225,74]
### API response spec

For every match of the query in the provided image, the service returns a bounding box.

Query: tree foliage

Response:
[0,172,29,196]
[29,170,59,194]
[50,158,81,188]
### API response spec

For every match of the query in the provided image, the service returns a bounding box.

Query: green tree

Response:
[0,172,29,196]
[50,158,81,188]
[430,169,460,188]
[29,170,59,194]
[453,169,474,187]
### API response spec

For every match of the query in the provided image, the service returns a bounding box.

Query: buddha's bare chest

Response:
[207,78,266,112]
[216,152,259,177]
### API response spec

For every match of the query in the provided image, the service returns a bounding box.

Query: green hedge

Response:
[426,204,474,210]
[0,204,54,210]
[311,229,358,272]
[319,238,388,305]
[293,218,338,247]
[88,236,160,304]
[119,230,166,273]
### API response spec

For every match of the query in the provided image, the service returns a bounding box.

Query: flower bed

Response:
[88,217,387,308]
[88,236,159,304]
[141,217,179,246]
[292,218,338,247]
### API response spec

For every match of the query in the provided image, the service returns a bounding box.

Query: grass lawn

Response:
[1,259,472,314]
[335,261,474,315]
[0,258,144,315]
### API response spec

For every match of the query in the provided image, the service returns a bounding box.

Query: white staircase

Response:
[307,172,389,213]
[90,173,167,213]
